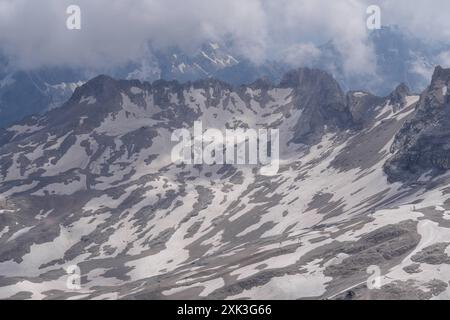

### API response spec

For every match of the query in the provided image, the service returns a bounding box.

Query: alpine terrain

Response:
[2,66,450,300]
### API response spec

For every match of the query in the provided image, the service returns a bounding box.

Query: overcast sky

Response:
[0,0,449,71]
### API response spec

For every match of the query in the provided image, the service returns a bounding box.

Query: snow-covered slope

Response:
[1,67,450,300]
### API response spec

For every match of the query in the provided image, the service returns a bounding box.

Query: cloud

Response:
[282,43,321,67]
[0,0,449,74]
[0,0,268,68]
[438,51,450,67]
[376,0,450,40]
[265,0,377,75]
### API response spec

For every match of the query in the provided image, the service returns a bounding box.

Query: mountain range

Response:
[1,62,450,299]
[0,26,448,128]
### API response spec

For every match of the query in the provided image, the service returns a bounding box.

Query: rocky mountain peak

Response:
[69,74,122,105]
[279,68,342,92]
[425,66,450,107]
[280,68,353,144]
[346,91,385,126]
[384,67,450,182]
[431,65,450,84]
[386,83,412,113]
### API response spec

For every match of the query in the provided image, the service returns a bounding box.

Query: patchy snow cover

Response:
[0,77,449,300]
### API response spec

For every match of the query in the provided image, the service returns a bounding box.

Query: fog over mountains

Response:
[2,60,450,299]
[1,26,449,128]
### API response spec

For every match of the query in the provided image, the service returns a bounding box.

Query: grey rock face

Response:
[280,68,354,144]
[385,66,450,182]
[347,91,385,127]
[388,83,411,111]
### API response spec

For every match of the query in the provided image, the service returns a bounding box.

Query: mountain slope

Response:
[385,66,450,182]
[2,68,450,300]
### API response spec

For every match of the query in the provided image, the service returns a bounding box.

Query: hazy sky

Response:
[0,0,449,71]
